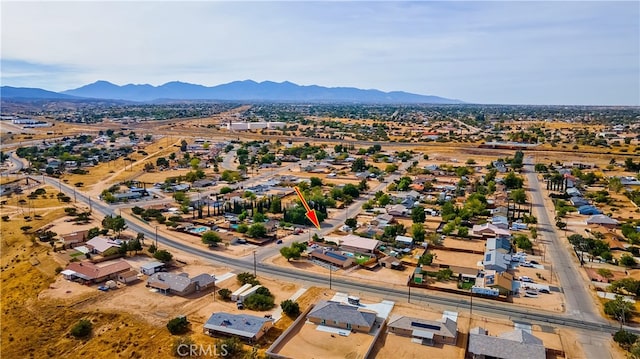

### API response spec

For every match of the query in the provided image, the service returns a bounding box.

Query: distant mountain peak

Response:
[8,80,464,104]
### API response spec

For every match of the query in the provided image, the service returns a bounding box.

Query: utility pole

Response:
[329,264,332,290]
[155,225,158,248]
[253,251,257,277]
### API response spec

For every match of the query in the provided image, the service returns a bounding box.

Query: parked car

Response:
[97,286,109,291]
[519,276,534,283]
[236,301,244,309]
[521,262,534,268]
[276,239,283,244]
[539,288,550,294]
[529,260,539,265]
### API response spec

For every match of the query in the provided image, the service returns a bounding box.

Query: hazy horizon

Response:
[1,1,638,106]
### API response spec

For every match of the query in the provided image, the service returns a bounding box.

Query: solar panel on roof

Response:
[411,322,441,331]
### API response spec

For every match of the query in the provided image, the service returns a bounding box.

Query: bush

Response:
[243,293,275,311]
[614,329,638,349]
[166,316,189,335]
[131,206,144,215]
[237,272,259,286]
[70,319,92,338]
[218,288,232,301]
[280,299,300,318]
[153,249,173,263]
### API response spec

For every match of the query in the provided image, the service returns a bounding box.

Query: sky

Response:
[1,1,639,105]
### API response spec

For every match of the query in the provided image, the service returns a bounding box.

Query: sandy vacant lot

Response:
[430,249,483,269]
[274,320,375,359]
[442,237,486,252]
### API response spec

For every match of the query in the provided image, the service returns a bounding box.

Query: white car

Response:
[519,276,534,283]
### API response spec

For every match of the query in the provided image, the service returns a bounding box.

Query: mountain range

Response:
[2,80,463,104]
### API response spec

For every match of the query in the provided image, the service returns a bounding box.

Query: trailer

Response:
[238,285,263,302]
[231,284,253,301]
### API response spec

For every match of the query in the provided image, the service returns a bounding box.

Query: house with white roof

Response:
[85,236,121,254]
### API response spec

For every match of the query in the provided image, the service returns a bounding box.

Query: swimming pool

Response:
[189,226,209,234]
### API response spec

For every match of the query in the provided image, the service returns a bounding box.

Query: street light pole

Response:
[155,225,158,248]
[329,264,332,290]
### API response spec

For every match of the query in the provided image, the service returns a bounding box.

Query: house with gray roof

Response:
[483,250,511,273]
[204,312,273,342]
[387,314,458,346]
[486,237,512,254]
[307,300,377,333]
[147,272,216,296]
[467,327,545,359]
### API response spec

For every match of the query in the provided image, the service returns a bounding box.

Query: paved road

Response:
[525,156,614,358]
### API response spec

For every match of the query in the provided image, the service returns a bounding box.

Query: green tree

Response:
[218,288,232,300]
[510,189,527,204]
[247,223,267,238]
[280,299,301,317]
[608,177,624,193]
[351,157,366,172]
[504,172,524,189]
[129,239,143,254]
[280,246,301,261]
[243,293,275,310]
[237,272,259,285]
[604,295,634,323]
[166,316,190,335]
[411,205,426,223]
[620,254,637,268]
[385,164,398,173]
[202,231,222,246]
[153,249,173,263]
[411,223,426,242]
[310,177,323,187]
[514,234,533,251]
[70,319,92,338]
[345,217,357,229]
[418,253,434,265]
[614,330,638,350]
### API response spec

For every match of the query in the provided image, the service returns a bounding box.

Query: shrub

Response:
[237,272,259,286]
[243,293,275,311]
[281,299,300,318]
[70,319,92,338]
[218,288,232,301]
[614,330,638,349]
[166,316,189,335]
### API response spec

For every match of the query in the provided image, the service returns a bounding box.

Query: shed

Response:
[140,261,165,275]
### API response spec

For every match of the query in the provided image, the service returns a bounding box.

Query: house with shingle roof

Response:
[307,300,377,333]
[63,260,132,283]
[387,313,458,345]
[147,272,216,296]
[467,327,545,359]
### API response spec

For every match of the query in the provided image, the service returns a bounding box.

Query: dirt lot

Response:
[430,249,483,269]
[275,321,374,359]
[441,237,486,252]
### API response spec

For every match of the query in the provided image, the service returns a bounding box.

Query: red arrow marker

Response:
[294,186,321,230]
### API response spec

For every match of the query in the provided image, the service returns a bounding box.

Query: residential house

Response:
[472,223,511,239]
[483,250,511,272]
[491,206,509,218]
[204,312,273,342]
[308,249,354,268]
[486,237,512,254]
[307,300,377,333]
[586,215,619,228]
[578,205,602,215]
[147,272,216,296]
[85,236,121,254]
[387,313,458,346]
[467,327,546,359]
[62,260,132,283]
[372,213,395,228]
[570,196,589,207]
[395,235,414,248]
[490,215,509,229]
[566,187,581,197]
[386,204,409,217]
[61,230,89,247]
[328,234,380,255]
